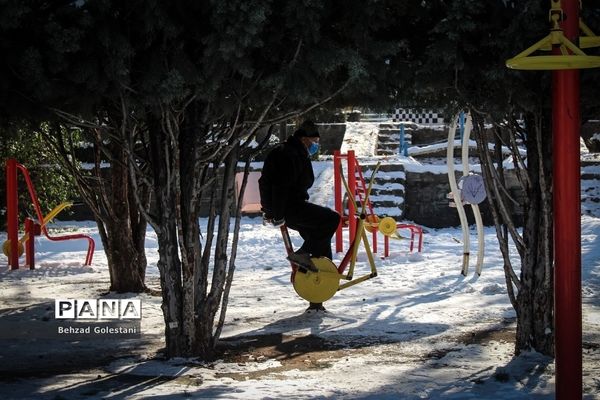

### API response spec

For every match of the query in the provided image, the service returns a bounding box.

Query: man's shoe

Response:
[306,302,326,312]
[287,252,318,273]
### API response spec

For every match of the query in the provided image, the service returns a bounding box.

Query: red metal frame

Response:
[383,224,423,256]
[24,218,39,269]
[4,158,95,269]
[553,0,582,397]
[334,151,343,252]
[333,151,423,257]
[334,151,377,253]
[6,158,19,269]
[353,159,379,252]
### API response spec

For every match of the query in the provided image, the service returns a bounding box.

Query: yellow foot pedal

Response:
[293,257,341,303]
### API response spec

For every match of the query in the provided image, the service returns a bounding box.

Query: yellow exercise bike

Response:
[281,163,385,304]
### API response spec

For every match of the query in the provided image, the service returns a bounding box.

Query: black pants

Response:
[285,202,341,259]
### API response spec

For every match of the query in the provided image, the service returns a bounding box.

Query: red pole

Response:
[6,158,19,270]
[25,218,35,270]
[348,150,357,244]
[334,151,343,253]
[553,0,582,398]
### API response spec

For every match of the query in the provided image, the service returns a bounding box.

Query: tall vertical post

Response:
[24,218,35,270]
[552,0,581,398]
[459,111,465,143]
[399,125,405,156]
[347,150,357,245]
[6,158,19,270]
[334,151,343,253]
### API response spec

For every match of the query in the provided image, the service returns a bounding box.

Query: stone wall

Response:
[316,123,346,155]
[409,126,496,146]
[253,123,346,161]
[409,127,448,145]
[403,170,524,228]
[582,120,600,152]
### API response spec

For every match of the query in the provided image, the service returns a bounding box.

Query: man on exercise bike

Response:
[259,120,341,309]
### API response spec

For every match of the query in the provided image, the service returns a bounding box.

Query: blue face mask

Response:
[308,142,320,156]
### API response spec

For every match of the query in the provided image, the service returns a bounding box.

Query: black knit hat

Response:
[293,120,320,138]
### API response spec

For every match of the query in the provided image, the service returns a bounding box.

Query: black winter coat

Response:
[259,135,314,220]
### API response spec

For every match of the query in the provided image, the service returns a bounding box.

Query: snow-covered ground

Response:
[0,122,599,399]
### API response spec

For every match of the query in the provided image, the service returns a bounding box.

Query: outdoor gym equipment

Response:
[399,125,409,157]
[333,150,423,258]
[505,1,600,397]
[506,0,600,70]
[3,158,95,270]
[2,201,71,257]
[280,163,382,304]
[446,112,485,276]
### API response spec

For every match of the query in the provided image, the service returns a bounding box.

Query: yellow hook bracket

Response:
[580,19,600,49]
[506,0,600,70]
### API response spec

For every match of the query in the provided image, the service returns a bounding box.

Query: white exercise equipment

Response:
[446,112,486,276]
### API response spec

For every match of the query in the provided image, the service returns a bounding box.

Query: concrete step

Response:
[378,128,413,136]
[581,159,600,167]
[371,208,403,218]
[581,173,600,180]
[377,145,401,153]
[376,148,400,156]
[369,199,405,208]
[378,135,412,143]
[379,122,420,130]
[362,113,392,123]
[361,163,405,173]
[581,160,600,181]
[356,183,405,192]
[361,162,406,218]
[581,175,600,216]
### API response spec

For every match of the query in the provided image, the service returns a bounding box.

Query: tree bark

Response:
[515,113,554,355]
[473,111,554,356]
[41,122,149,293]
[146,119,189,356]
[102,147,148,293]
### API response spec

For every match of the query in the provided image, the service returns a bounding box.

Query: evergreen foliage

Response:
[0,128,76,229]
[2,0,598,359]
[390,0,600,117]
[390,0,600,357]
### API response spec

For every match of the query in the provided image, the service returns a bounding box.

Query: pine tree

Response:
[1,0,412,358]
[391,0,600,356]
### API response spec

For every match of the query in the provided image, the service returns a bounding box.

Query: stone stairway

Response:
[581,159,600,217]
[360,113,392,123]
[359,162,406,219]
[375,123,413,156]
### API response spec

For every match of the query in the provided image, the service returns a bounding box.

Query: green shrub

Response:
[1,128,76,230]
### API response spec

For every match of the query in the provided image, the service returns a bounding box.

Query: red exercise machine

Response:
[4,158,95,270]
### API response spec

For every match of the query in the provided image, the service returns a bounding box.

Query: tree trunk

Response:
[42,123,149,293]
[99,219,147,293]
[197,143,239,358]
[515,113,554,355]
[156,218,187,356]
[100,147,148,293]
[474,111,554,356]
[146,120,190,356]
